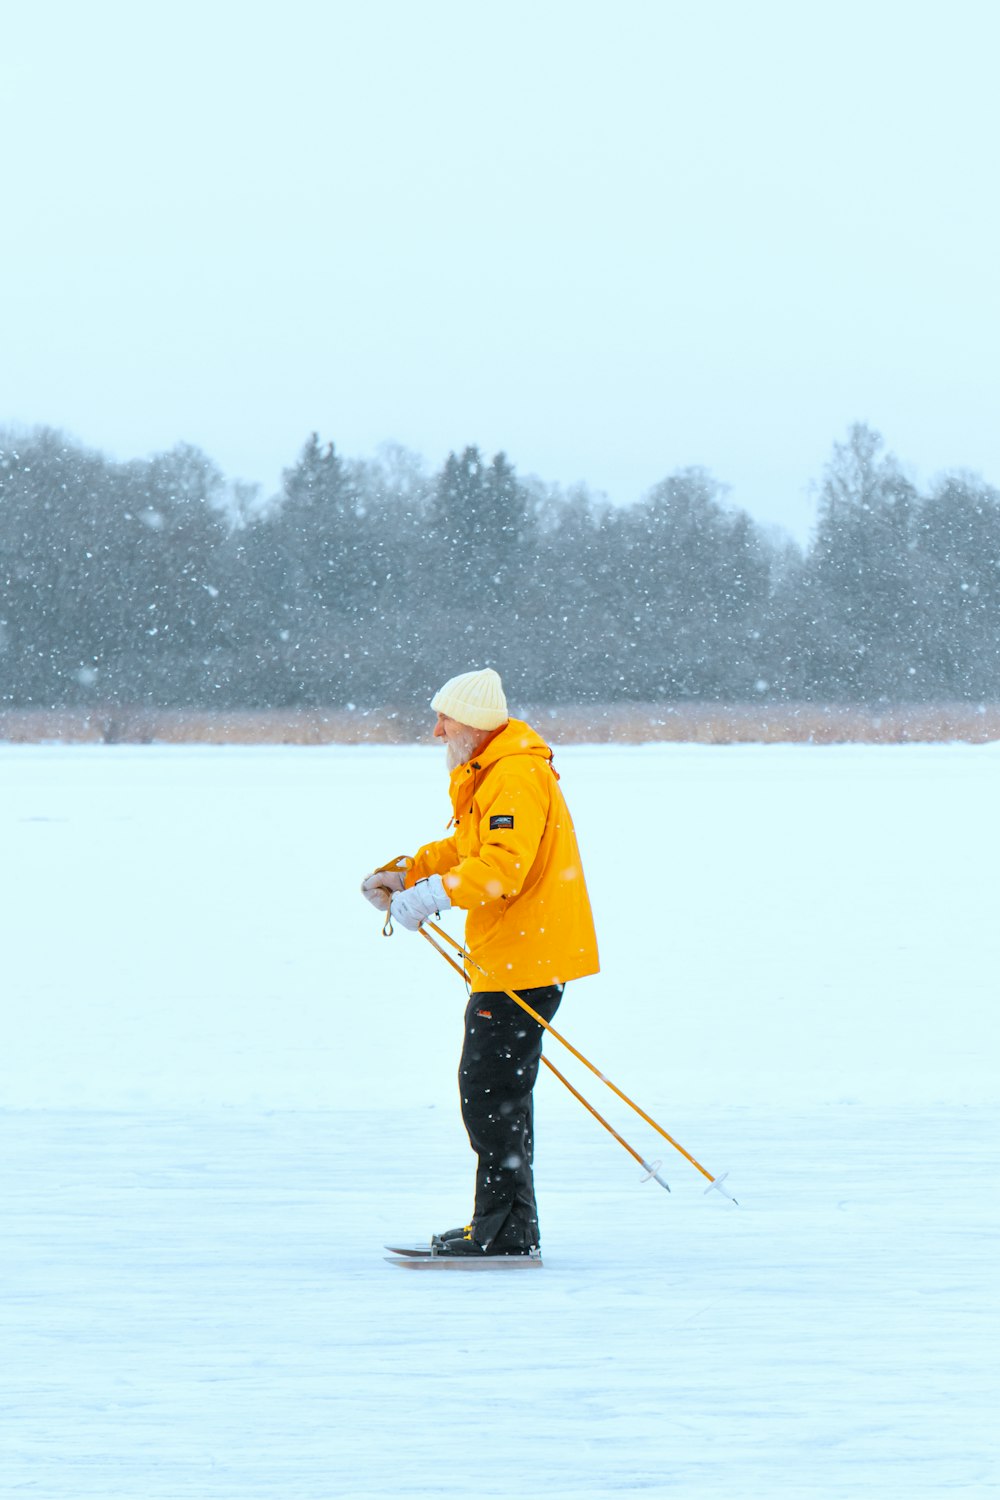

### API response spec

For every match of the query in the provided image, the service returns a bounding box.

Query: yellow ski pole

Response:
[420,918,737,1204]
[416,923,672,1193]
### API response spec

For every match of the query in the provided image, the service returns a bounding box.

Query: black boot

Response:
[431,1225,471,1248]
[431,1225,538,1258]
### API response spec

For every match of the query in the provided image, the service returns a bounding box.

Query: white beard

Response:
[445,728,481,771]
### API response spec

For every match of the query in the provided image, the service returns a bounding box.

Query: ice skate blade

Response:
[385,1253,543,1270]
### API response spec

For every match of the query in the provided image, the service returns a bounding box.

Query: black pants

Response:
[458,984,564,1251]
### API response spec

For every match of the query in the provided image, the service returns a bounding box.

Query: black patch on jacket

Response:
[490,814,514,830]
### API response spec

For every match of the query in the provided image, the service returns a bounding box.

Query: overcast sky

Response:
[3,0,998,541]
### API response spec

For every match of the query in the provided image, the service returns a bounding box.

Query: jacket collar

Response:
[447,718,553,798]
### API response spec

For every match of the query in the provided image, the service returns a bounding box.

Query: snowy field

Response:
[3,740,998,1499]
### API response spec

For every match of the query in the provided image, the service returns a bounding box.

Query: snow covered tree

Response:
[914,472,1000,698]
[802,424,921,698]
[428,446,533,610]
[613,468,771,698]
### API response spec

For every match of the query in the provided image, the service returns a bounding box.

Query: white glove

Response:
[360,862,408,911]
[389,874,451,932]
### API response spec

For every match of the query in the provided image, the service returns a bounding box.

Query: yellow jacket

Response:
[407,719,599,991]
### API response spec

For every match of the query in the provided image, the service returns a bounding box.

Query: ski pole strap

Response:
[374,856,412,938]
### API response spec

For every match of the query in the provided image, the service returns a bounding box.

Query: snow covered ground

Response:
[3,740,998,1498]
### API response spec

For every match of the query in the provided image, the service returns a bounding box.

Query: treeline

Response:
[1,422,998,708]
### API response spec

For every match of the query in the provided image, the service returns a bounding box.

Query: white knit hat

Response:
[431,668,509,731]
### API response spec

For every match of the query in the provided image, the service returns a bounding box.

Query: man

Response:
[361,667,599,1258]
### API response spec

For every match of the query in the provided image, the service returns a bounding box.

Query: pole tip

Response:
[704,1171,739,1205]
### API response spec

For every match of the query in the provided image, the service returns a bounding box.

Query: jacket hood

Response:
[448,717,553,791]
